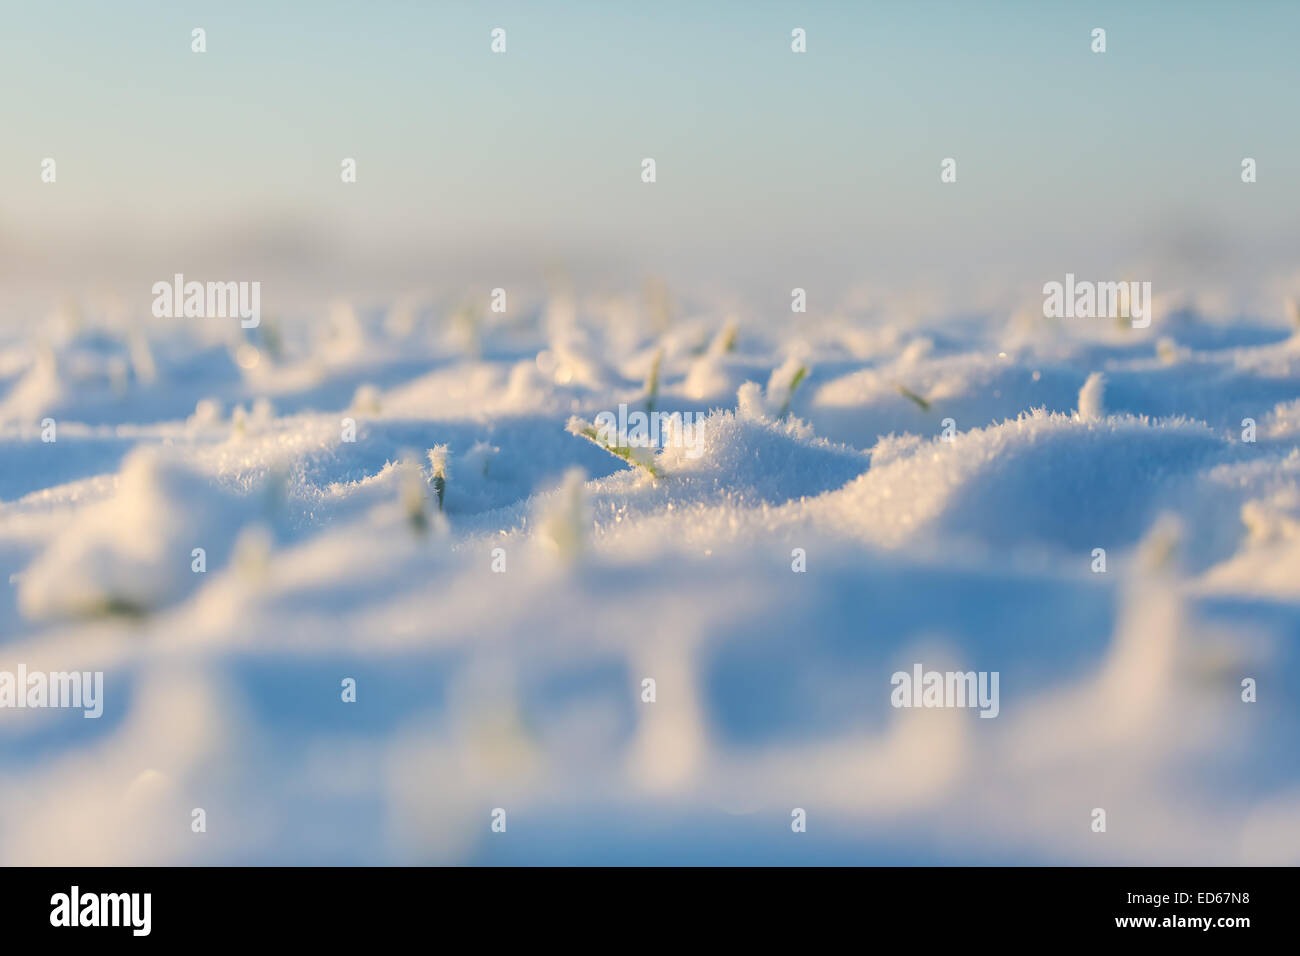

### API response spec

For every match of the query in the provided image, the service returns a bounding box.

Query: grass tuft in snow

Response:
[464,440,497,478]
[772,363,808,419]
[258,316,284,361]
[401,458,433,535]
[1138,514,1183,572]
[894,383,932,412]
[537,467,589,561]
[710,320,738,355]
[232,525,273,581]
[352,384,382,415]
[645,348,663,413]
[737,381,766,421]
[566,416,661,478]
[453,302,484,356]
[97,597,149,619]
[427,445,448,511]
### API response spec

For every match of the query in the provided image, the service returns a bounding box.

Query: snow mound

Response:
[810,410,1220,551]
[658,406,868,506]
[17,448,265,620]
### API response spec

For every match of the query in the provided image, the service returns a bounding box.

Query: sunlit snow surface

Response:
[1,293,1299,864]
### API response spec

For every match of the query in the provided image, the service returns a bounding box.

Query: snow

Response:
[1,289,1298,864]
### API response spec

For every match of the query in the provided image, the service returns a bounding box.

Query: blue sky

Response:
[2,1,1297,295]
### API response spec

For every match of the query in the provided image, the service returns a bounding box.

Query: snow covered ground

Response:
[2,286,1298,864]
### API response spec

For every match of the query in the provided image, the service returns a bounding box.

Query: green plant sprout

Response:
[427,445,448,511]
[775,365,807,419]
[566,417,661,478]
[894,383,932,411]
[645,348,663,413]
[712,321,738,355]
[398,456,435,535]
